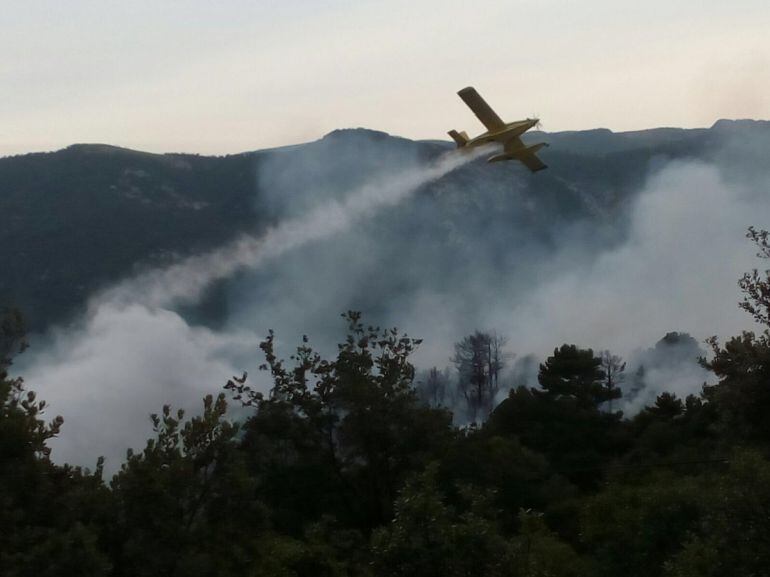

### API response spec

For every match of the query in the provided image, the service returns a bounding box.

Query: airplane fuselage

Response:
[465,118,540,148]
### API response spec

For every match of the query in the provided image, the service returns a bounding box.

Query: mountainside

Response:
[1,120,768,332]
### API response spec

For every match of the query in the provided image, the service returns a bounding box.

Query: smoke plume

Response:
[101,146,494,310]
[20,145,493,471]
[16,130,770,471]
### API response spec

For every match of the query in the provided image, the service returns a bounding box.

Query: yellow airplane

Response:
[449,86,548,172]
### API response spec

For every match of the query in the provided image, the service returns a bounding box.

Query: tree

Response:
[371,464,505,577]
[452,331,508,423]
[665,451,770,577]
[0,307,27,366]
[700,227,770,445]
[739,226,770,326]
[438,431,550,531]
[627,391,717,463]
[645,392,684,420]
[485,385,627,489]
[702,331,770,444]
[371,465,584,577]
[229,312,454,530]
[599,350,625,412]
[579,471,701,577]
[0,308,58,461]
[539,344,614,408]
[109,394,262,577]
[0,309,110,576]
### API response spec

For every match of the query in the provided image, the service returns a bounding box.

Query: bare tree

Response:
[599,350,625,412]
[451,331,509,423]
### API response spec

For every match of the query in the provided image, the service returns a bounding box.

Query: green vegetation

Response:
[2,228,770,576]
[0,146,261,331]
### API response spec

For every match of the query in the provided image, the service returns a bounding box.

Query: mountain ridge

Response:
[3,118,767,161]
[2,120,768,332]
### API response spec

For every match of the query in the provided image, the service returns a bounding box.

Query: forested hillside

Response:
[1,225,770,575]
[2,122,770,575]
[3,120,768,332]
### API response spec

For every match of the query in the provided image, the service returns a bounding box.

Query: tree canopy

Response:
[3,228,770,575]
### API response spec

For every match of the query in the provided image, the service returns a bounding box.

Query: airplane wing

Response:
[504,137,524,152]
[519,153,547,172]
[458,87,505,132]
[503,139,547,172]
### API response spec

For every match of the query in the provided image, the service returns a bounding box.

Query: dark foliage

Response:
[3,227,770,575]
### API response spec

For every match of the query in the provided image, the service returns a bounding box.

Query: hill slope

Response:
[1,120,768,331]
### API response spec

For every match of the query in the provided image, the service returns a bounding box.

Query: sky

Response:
[2,0,769,156]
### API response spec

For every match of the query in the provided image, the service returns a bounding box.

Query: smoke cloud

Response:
[101,145,494,310]
[19,145,493,471]
[22,305,256,470]
[16,130,770,470]
[494,160,769,356]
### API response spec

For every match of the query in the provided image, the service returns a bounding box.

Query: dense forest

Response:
[2,227,769,576]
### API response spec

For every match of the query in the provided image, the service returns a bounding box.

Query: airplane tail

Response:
[448,129,469,148]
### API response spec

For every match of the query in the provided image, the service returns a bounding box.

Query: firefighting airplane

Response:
[448,86,548,172]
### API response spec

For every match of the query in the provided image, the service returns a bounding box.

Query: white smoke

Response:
[495,160,769,357]
[21,146,493,471]
[17,136,770,471]
[101,146,494,310]
[22,305,257,471]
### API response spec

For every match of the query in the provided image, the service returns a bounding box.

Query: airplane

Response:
[448,86,548,172]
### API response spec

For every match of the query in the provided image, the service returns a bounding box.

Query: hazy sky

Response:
[2,0,769,156]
